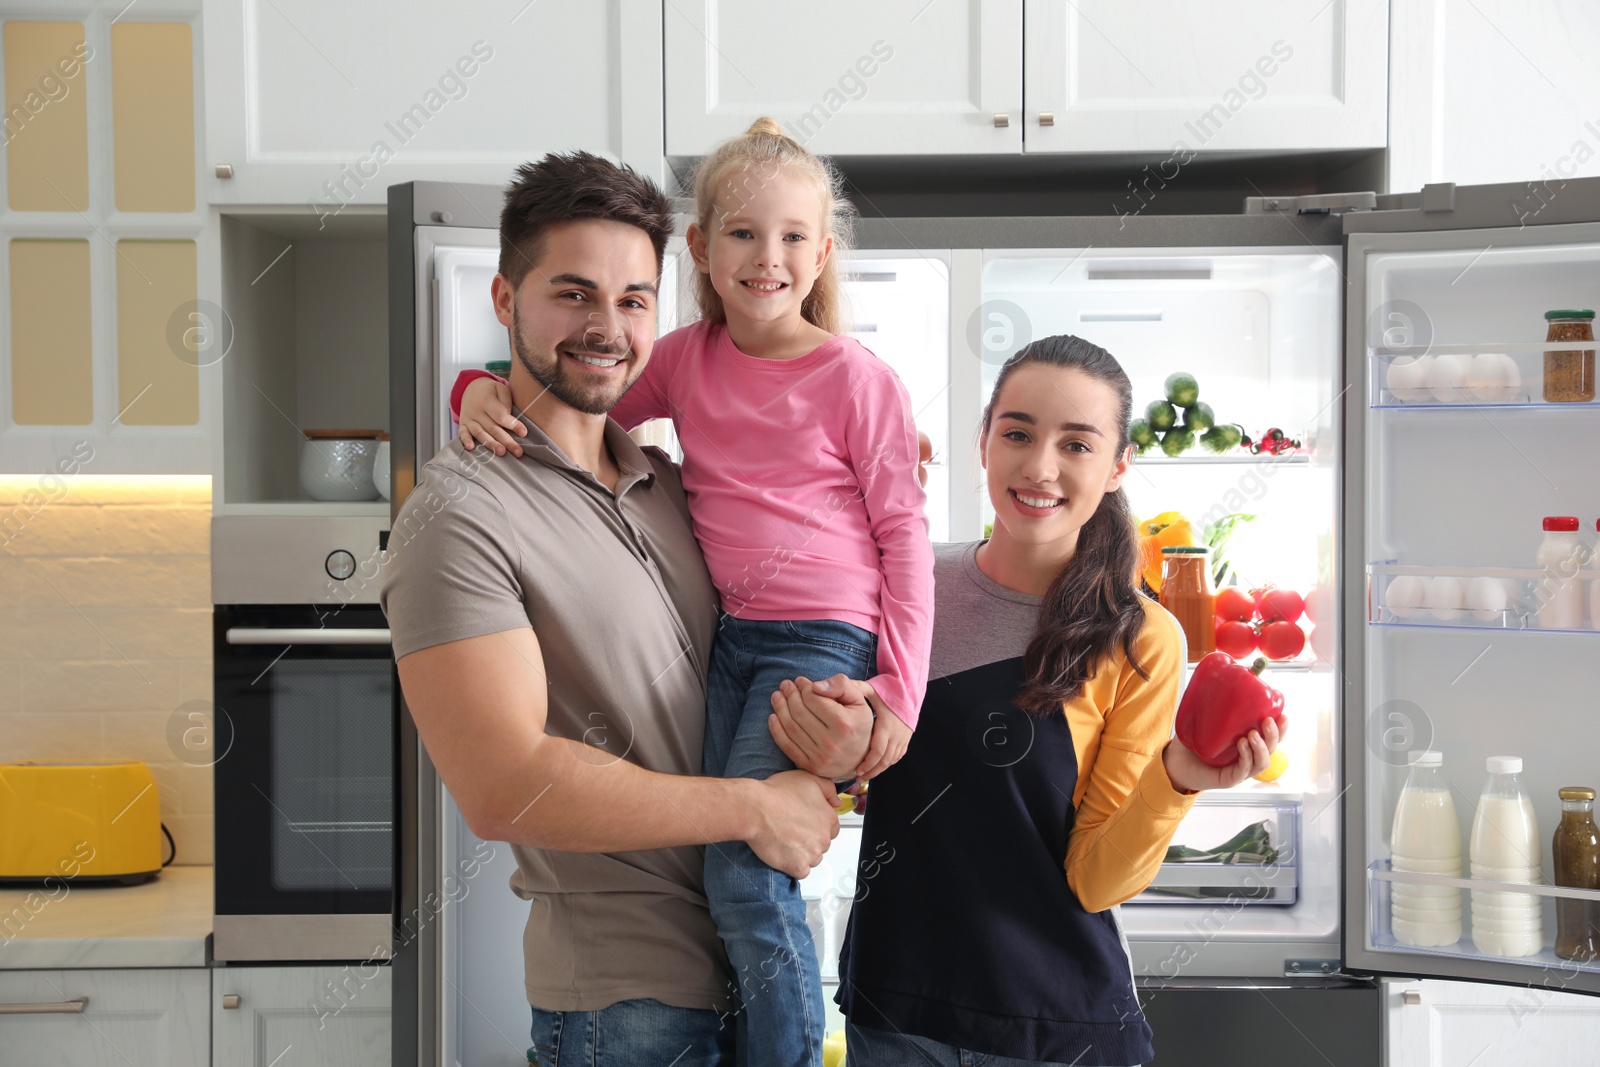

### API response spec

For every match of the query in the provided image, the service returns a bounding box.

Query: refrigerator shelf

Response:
[1131,796,1300,906]
[1371,394,1597,411]
[1372,341,1600,358]
[1372,861,1600,903]
[1368,563,1600,631]
[1367,862,1600,976]
[1134,453,1312,467]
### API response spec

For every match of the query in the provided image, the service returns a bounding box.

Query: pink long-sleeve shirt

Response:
[453,320,934,727]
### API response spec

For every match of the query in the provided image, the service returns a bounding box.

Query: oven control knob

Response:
[325,549,357,581]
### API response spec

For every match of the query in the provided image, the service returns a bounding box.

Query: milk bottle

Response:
[1469,755,1545,957]
[1390,750,1463,947]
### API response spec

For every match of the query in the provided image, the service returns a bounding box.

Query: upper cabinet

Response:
[1,10,212,475]
[664,1,1387,158]
[664,1,1023,156]
[201,0,666,205]
[1025,0,1388,153]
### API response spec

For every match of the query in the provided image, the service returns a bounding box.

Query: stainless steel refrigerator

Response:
[388,176,1600,1067]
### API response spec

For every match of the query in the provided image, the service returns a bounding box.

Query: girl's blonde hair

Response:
[690,117,855,336]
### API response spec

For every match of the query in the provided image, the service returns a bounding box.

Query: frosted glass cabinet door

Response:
[202,0,664,204]
[1023,0,1387,153]
[664,0,1023,156]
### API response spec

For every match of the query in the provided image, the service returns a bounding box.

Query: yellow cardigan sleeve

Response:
[1064,600,1197,913]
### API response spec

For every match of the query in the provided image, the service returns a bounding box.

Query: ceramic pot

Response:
[299,431,382,501]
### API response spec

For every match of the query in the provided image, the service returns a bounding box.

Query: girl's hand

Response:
[458,377,524,457]
[1162,714,1285,793]
[856,705,912,781]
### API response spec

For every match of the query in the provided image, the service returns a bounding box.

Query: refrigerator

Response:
[388,176,1600,1067]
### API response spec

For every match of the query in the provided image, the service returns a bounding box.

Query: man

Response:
[382,152,873,1065]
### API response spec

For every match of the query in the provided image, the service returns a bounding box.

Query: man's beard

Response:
[510,306,639,417]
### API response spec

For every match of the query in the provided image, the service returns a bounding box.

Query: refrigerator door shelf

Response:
[1367,562,1600,632]
[1367,861,1600,977]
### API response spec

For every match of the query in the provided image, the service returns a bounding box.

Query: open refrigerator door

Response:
[1343,177,1600,998]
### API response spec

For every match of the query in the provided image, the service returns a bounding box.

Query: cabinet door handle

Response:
[1038,112,1055,126]
[993,113,1010,127]
[1402,990,1422,1005]
[222,994,242,1009]
[0,996,88,1014]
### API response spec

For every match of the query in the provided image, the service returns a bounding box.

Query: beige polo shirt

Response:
[381,417,729,1012]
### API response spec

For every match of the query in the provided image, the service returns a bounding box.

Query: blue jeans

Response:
[529,998,734,1066]
[703,615,878,1067]
[846,1021,1131,1067]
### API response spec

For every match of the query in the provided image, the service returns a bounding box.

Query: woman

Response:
[770,335,1281,1066]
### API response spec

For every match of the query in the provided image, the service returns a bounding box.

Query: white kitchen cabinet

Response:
[1388,0,1600,195]
[1384,978,1600,1066]
[0,968,208,1066]
[201,0,664,205]
[213,964,391,1067]
[1024,0,1388,153]
[664,0,1023,156]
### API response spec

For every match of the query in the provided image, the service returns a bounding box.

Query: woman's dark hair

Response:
[981,334,1148,714]
[498,151,675,288]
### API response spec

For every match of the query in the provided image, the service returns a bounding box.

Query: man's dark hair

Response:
[498,151,675,288]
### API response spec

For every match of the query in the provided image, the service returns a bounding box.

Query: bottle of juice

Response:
[1553,786,1600,962]
[1469,756,1544,958]
[1159,546,1215,664]
[1390,750,1463,947]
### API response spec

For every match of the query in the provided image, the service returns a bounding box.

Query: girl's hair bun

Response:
[744,116,789,139]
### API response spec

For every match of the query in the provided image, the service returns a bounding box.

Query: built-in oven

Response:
[211,516,394,963]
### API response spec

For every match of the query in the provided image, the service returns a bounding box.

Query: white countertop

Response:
[0,865,211,969]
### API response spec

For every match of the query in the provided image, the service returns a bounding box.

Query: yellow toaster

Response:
[0,760,164,884]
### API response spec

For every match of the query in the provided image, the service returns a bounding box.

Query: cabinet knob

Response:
[1039,112,1055,126]
[1402,990,1422,1006]
[431,210,453,224]
[993,113,1010,128]
[222,994,242,1009]
[215,164,234,179]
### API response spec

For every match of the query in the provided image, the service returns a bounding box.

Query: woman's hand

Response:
[458,377,524,457]
[768,675,875,782]
[1162,714,1285,793]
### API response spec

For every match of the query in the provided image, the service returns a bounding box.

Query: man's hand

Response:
[767,674,874,781]
[743,771,840,879]
[1163,714,1286,793]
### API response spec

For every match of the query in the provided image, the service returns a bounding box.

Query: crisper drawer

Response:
[0,968,209,1066]
[1131,796,1301,906]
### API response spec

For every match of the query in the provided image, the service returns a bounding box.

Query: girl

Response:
[770,335,1283,1066]
[453,118,934,1067]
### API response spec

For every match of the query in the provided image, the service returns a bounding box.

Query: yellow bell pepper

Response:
[1138,511,1197,593]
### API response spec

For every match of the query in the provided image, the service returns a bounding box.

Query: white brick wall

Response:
[0,476,213,865]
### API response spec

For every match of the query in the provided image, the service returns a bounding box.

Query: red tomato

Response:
[1215,587,1256,623]
[1215,620,1258,659]
[1258,620,1306,660]
[1259,589,1305,625]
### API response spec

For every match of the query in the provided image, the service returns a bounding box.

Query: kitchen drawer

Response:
[0,968,208,1066]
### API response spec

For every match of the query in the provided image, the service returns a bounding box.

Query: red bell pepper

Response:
[1175,653,1286,768]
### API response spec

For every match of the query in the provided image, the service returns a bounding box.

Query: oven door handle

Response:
[225,627,392,646]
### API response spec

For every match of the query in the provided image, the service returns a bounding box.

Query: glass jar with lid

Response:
[1554,785,1600,962]
[1158,545,1215,663]
[1543,310,1595,403]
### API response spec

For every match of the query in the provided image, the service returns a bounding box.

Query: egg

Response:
[1466,353,1510,403]
[1384,575,1426,618]
[1425,576,1465,620]
[1466,576,1508,621]
[1428,354,1469,403]
[1385,356,1434,402]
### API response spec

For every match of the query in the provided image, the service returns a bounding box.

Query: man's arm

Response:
[398,624,840,878]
